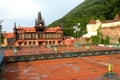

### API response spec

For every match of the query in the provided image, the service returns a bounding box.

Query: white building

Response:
[83,14,120,38]
[83,19,101,37]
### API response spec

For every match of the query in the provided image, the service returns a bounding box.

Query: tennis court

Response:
[2,54,120,80]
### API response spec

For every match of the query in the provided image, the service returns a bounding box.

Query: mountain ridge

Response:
[49,0,120,37]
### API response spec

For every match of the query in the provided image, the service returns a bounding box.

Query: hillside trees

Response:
[49,0,120,37]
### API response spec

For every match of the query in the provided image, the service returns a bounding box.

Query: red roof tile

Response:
[45,26,62,32]
[23,27,36,32]
[4,33,15,38]
[63,39,75,43]
[114,14,120,20]
[88,18,96,24]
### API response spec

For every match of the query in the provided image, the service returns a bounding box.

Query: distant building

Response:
[83,14,120,44]
[3,12,64,47]
[101,14,120,28]
[83,19,101,37]
[2,32,15,47]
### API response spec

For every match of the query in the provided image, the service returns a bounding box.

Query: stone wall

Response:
[100,26,120,44]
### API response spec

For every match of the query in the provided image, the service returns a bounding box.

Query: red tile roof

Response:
[45,26,62,32]
[102,14,120,23]
[16,26,61,33]
[88,18,96,24]
[23,27,36,32]
[63,39,75,43]
[114,14,120,20]
[17,26,36,32]
[4,33,15,38]
[54,26,61,29]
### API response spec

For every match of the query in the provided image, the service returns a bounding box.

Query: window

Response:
[29,41,31,45]
[18,42,22,46]
[31,33,36,39]
[18,34,22,39]
[45,34,49,39]
[33,41,35,45]
[57,34,62,39]
[24,33,31,39]
[38,33,43,38]
[24,42,27,46]
[51,34,56,39]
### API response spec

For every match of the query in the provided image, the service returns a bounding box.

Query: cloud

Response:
[0,0,84,32]
[0,0,44,19]
[0,16,14,19]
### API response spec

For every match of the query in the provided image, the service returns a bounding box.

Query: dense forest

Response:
[49,0,120,37]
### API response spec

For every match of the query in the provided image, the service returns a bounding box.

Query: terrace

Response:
[1,45,120,80]
[2,54,120,80]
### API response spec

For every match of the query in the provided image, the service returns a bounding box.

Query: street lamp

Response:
[0,20,3,50]
[73,23,80,38]
[73,23,80,51]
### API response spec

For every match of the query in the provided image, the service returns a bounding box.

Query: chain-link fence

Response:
[4,48,120,62]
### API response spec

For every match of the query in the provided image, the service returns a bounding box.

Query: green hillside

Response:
[49,0,120,37]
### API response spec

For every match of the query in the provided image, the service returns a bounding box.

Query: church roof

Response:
[102,14,120,23]
[88,18,96,24]
[16,26,62,33]
[114,14,120,20]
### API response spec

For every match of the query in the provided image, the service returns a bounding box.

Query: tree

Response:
[104,35,110,45]
[91,36,99,44]
[49,0,120,37]
[118,37,120,45]
[85,37,90,44]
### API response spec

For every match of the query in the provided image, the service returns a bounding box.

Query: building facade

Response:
[12,12,63,47]
[83,14,120,44]
[83,19,101,37]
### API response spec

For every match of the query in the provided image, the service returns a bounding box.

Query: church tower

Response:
[114,14,120,20]
[13,22,18,41]
[35,12,45,31]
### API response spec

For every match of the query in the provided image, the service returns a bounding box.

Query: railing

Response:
[4,48,120,63]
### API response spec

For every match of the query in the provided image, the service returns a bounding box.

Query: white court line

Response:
[39,65,54,79]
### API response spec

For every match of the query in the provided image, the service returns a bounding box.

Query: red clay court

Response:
[2,54,120,80]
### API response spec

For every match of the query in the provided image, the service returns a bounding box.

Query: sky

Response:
[0,0,84,32]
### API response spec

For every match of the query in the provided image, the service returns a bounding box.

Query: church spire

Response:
[35,12,45,31]
[14,22,17,29]
[35,18,37,27]
[36,12,45,27]
[38,12,42,24]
